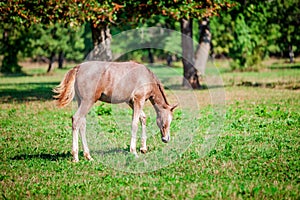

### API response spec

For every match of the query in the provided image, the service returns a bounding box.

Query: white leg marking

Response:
[130,100,145,158]
[72,115,79,162]
[140,111,147,153]
[72,100,94,162]
[130,117,139,158]
[80,117,93,161]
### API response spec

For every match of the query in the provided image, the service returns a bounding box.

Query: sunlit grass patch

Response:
[0,63,299,199]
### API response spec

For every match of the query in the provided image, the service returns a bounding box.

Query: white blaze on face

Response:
[159,110,173,143]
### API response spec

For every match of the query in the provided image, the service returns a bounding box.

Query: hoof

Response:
[86,157,94,161]
[84,153,93,161]
[72,159,79,163]
[132,152,139,158]
[140,148,147,154]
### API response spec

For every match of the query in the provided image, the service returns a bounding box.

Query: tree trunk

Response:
[58,51,64,69]
[47,52,55,73]
[88,23,112,61]
[180,18,201,89]
[148,49,154,64]
[194,18,212,75]
[167,54,172,66]
[288,44,294,63]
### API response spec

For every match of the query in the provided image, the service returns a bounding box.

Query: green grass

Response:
[0,62,299,199]
[213,60,300,90]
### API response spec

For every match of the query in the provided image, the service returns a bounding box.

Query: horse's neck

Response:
[150,83,168,111]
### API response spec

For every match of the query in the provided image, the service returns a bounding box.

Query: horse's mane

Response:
[157,82,170,106]
[144,65,170,106]
[151,71,169,106]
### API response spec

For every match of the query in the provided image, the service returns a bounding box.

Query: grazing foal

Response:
[54,61,177,162]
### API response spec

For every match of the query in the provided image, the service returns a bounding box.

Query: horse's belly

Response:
[99,92,131,104]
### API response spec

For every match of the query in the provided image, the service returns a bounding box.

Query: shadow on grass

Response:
[92,150,128,158]
[236,81,300,90]
[0,71,28,77]
[0,82,59,103]
[11,152,72,161]
[92,147,130,156]
[268,62,300,69]
[165,84,226,90]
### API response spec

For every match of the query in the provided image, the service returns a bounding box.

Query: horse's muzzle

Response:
[161,135,170,143]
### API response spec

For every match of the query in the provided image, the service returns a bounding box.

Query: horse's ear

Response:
[170,104,178,112]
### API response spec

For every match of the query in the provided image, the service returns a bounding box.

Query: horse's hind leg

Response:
[79,117,93,161]
[72,100,94,162]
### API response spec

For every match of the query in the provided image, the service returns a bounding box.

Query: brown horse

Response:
[53,61,177,162]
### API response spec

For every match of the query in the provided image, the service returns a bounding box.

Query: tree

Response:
[1,0,232,82]
[0,2,32,73]
[267,0,300,61]
[89,23,112,61]
[0,0,118,72]
[210,0,300,70]
[28,23,85,72]
[181,18,200,88]
[125,1,232,88]
[194,17,212,78]
[0,25,26,73]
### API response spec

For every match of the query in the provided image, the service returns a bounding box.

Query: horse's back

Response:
[75,61,156,103]
[78,61,149,77]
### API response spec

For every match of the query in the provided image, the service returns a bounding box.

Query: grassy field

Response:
[0,61,299,199]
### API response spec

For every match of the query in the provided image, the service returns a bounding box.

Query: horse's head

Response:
[156,104,177,143]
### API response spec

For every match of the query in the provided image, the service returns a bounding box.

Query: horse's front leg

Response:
[130,101,143,158]
[140,110,147,154]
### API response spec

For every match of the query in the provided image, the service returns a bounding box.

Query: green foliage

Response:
[93,103,112,116]
[211,2,267,70]
[0,0,232,73]
[110,17,182,62]
[28,23,85,62]
[1,0,232,28]
[210,0,300,70]
[1,54,22,73]
[268,0,300,53]
[0,1,115,26]
[0,25,29,73]
[210,13,234,55]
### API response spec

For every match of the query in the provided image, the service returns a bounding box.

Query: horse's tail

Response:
[53,65,79,108]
